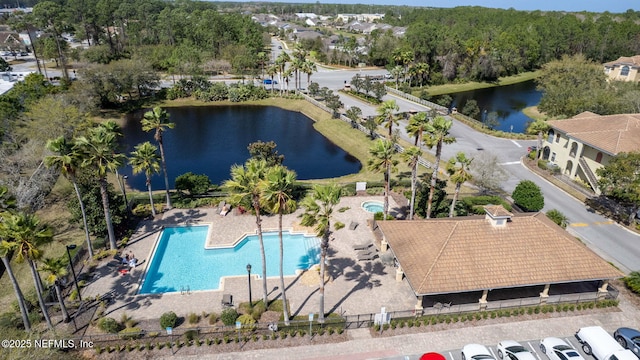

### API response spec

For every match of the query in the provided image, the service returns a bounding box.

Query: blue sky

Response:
[236,1,637,13]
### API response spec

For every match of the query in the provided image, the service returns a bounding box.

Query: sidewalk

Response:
[157,294,640,360]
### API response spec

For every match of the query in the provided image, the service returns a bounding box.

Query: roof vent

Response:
[484,205,513,227]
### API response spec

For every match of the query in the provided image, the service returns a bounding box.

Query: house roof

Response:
[377,209,622,296]
[604,55,640,68]
[547,112,640,155]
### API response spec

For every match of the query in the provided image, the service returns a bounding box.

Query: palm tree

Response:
[142,107,175,210]
[275,52,290,95]
[45,136,94,257]
[291,57,304,91]
[401,146,422,220]
[260,165,297,326]
[299,183,341,323]
[368,139,398,219]
[390,65,404,90]
[266,64,278,93]
[301,59,317,89]
[0,186,31,332]
[446,152,473,217]
[40,257,70,323]
[75,123,126,250]
[406,111,430,146]
[376,100,400,139]
[129,142,161,217]
[224,159,269,305]
[424,116,456,218]
[4,212,54,330]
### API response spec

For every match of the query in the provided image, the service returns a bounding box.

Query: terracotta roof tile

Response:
[378,212,622,295]
[604,55,640,68]
[548,113,640,154]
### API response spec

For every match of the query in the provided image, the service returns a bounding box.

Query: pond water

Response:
[443,80,542,134]
[120,106,361,191]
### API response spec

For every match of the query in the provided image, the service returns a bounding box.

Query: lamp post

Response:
[120,175,129,211]
[66,244,82,302]
[246,263,252,307]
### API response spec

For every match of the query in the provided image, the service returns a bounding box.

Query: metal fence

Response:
[384,86,449,115]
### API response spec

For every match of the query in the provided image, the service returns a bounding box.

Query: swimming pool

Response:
[139,226,320,294]
[361,200,384,213]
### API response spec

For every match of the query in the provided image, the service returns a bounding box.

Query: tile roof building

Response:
[604,55,640,83]
[377,205,622,310]
[541,112,640,193]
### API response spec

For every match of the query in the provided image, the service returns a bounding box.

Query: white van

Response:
[575,326,638,360]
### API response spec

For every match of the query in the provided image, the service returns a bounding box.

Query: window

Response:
[620,66,630,77]
[596,152,603,163]
[569,142,578,157]
[551,152,556,162]
[547,130,554,143]
[555,133,560,143]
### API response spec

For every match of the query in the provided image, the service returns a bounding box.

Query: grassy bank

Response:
[420,71,541,97]
[522,106,549,122]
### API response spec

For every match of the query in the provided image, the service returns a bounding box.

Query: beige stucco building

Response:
[541,111,640,194]
[604,55,640,82]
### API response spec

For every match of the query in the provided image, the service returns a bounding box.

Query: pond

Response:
[120,106,361,191]
[443,80,542,134]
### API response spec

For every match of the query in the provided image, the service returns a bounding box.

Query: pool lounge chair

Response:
[222,294,233,307]
[357,252,378,261]
[356,248,377,257]
[352,242,373,251]
[349,221,359,230]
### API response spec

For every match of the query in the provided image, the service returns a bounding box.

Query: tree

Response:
[526,120,550,159]
[247,140,284,167]
[0,186,31,332]
[3,212,54,330]
[406,111,430,146]
[301,59,317,89]
[512,180,544,212]
[363,116,378,139]
[596,152,640,222]
[461,99,480,120]
[368,139,398,219]
[345,106,362,128]
[224,159,269,305]
[299,183,341,323]
[129,142,161,217]
[376,99,399,139]
[40,257,70,323]
[325,91,343,118]
[423,116,456,218]
[446,152,473,217]
[142,107,175,210]
[75,122,126,250]
[546,209,569,229]
[45,136,94,257]
[401,146,422,220]
[260,165,297,326]
[469,152,508,194]
[0,57,12,72]
[390,65,404,89]
[175,172,211,196]
[275,52,290,95]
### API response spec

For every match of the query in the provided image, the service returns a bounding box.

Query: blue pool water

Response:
[139,226,320,294]
[362,201,384,213]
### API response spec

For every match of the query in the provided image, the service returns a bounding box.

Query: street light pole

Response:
[66,245,82,302]
[121,175,129,211]
[246,263,252,307]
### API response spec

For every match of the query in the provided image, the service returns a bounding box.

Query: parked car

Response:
[498,340,536,360]
[277,45,282,49]
[576,326,637,360]
[528,146,538,152]
[614,328,640,358]
[540,337,585,360]
[263,79,278,85]
[421,353,446,360]
[462,344,496,360]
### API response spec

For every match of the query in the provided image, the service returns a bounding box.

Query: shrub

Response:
[209,312,219,325]
[175,172,211,196]
[237,314,256,330]
[624,271,640,294]
[119,327,143,340]
[221,308,239,326]
[98,317,122,333]
[546,209,569,229]
[374,212,395,220]
[512,180,544,211]
[250,302,267,320]
[188,313,200,325]
[160,311,178,329]
[184,329,199,341]
[334,221,345,230]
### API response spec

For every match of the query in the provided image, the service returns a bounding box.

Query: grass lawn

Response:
[419,71,541,97]
[522,106,550,122]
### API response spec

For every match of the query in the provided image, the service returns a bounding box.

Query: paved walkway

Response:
[81,196,411,322]
[159,293,640,359]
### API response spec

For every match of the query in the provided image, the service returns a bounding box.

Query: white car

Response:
[498,340,536,360]
[462,344,497,360]
[540,337,585,360]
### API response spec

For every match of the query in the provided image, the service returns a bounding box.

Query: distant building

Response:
[541,111,640,194]
[603,55,640,83]
[0,31,25,51]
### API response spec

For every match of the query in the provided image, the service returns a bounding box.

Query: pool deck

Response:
[82,195,416,322]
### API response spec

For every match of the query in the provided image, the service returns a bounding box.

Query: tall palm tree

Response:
[0,186,31,332]
[446,152,473,218]
[368,139,398,219]
[260,165,297,326]
[291,57,304,91]
[299,183,341,323]
[275,52,290,95]
[376,99,400,139]
[45,136,94,257]
[266,64,278,93]
[129,142,161,217]
[142,107,175,210]
[424,116,456,218]
[224,159,269,305]
[75,123,126,250]
[301,59,317,89]
[4,212,54,330]
[406,112,430,146]
[40,257,70,323]
[401,146,422,220]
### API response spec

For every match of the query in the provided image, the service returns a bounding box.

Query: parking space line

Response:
[490,348,498,359]
[449,351,455,360]
[528,341,542,360]
[565,338,577,349]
